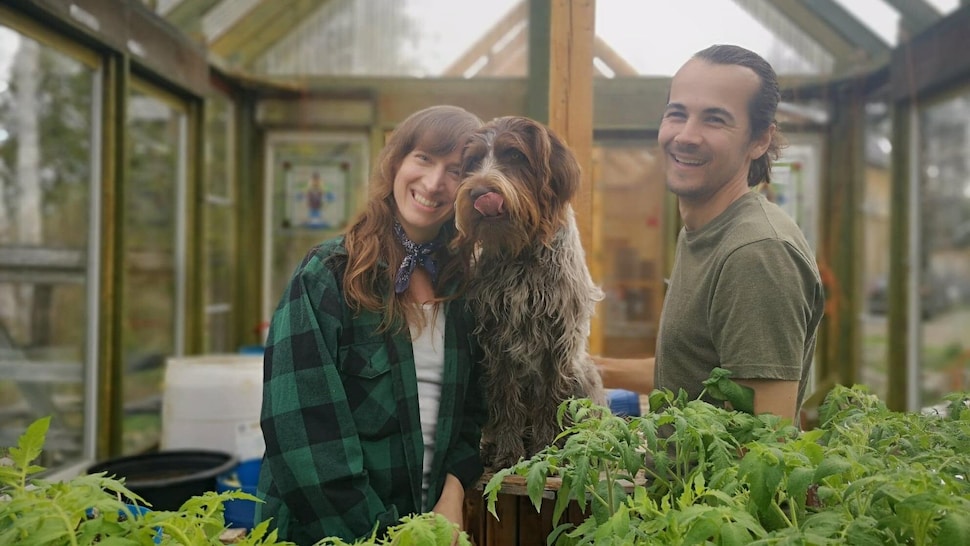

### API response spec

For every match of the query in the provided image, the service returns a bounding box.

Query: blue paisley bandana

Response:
[393,222,441,294]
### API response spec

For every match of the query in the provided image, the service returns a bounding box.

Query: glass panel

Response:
[917,90,970,409]
[0,26,96,467]
[264,134,369,322]
[595,142,665,359]
[862,101,892,401]
[205,94,232,199]
[123,86,184,454]
[205,202,233,352]
[204,92,235,353]
[597,0,833,76]
[253,0,833,78]
[831,0,899,46]
[254,0,521,77]
[925,0,961,16]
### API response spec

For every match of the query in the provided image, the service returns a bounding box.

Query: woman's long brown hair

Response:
[342,105,483,333]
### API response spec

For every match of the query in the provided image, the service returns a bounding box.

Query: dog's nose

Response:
[469,187,490,200]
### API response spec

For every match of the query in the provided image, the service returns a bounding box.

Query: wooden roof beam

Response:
[735,0,862,71]
[162,0,220,32]
[797,0,891,62]
[443,1,527,77]
[209,0,315,63]
[882,0,941,38]
[226,0,329,67]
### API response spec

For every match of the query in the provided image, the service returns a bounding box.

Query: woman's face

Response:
[392,146,463,243]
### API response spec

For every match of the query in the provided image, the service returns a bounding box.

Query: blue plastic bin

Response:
[216,458,262,531]
[607,389,641,417]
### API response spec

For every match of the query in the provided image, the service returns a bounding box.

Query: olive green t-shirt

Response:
[655,191,825,416]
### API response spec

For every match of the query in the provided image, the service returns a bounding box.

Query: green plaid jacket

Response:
[255,237,486,545]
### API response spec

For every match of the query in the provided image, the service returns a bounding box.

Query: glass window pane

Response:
[253,0,521,77]
[862,101,892,401]
[204,92,235,353]
[917,90,970,409]
[251,0,834,78]
[123,85,185,454]
[831,0,898,46]
[596,142,665,359]
[0,26,96,468]
[205,201,233,353]
[205,94,232,199]
[597,0,833,76]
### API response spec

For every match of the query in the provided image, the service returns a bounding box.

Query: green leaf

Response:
[547,521,575,545]
[718,522,752,546]
[571,455,591,513]
[702,367,735,385]
[592,479,627,525]
[484,467,514,517]
[738,446,784,526]
[937,510,970,545]
[799,510,844,539]
[841,514,886,546]
[526,461,551,512]
[681,512,720,545]
[702,368,755,415]
[786,467,815,510]
[813,454,852,483]
[4,416,50,490]
[553,473,573,525]
[647,389,674,412]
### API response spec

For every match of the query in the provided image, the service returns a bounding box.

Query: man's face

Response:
[658,58,769,202]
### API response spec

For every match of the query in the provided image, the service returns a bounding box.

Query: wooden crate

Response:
[463,473,590,546]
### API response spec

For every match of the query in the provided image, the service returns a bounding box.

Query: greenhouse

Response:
[1,1,969,544]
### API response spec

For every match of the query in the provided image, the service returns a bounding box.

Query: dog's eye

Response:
[463,156,482,173]
[503,150,526,163]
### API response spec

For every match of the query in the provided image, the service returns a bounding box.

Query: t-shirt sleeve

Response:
[709,239,817,381]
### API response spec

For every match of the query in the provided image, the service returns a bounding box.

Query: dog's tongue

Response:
[474,192,505,217]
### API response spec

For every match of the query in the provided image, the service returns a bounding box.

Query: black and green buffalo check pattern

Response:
[256,238,485,545]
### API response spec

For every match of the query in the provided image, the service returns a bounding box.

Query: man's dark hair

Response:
[693,44,784,186]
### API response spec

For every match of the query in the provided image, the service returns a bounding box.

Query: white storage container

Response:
[161,354,265,460]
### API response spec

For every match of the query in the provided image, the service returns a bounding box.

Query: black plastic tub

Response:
[87,450,237,511]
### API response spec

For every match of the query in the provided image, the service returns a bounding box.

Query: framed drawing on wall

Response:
[284,162,349,229]
[263,132,370,323]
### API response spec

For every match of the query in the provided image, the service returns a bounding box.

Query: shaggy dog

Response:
[452,116,605,469]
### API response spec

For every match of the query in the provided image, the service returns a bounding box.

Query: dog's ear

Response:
[543,126,581,204]
[516,117,580,203]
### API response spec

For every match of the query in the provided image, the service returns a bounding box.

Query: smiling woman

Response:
[256,105,487,545]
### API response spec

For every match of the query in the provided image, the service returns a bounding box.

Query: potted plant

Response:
[1,417,468,545]
[484,370,970,544]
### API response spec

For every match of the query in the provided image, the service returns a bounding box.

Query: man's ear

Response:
[749,123,775,161]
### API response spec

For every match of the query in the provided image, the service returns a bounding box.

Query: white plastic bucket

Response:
[160,354,265,460]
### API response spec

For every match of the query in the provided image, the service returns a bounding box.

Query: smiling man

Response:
[596,45,825,425]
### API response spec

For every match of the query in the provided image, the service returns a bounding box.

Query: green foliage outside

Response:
[485,369,970,545]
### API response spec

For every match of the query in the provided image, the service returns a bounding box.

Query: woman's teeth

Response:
[414,193,438,207]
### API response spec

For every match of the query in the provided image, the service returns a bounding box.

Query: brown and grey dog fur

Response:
[452,116,606,469]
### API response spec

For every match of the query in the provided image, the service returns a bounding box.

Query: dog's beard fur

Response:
[453,116,606,470]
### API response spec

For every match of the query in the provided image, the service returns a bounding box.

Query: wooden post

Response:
[546,0,600,354]
[816,77,866,403]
